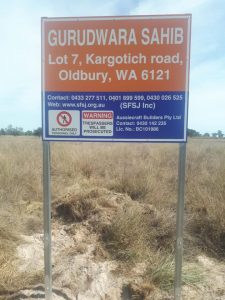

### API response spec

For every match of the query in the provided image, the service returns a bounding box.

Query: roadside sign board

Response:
[42,15,191,142]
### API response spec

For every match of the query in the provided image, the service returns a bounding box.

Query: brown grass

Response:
[101,204,175,262]
[0,136,225,293]
[186,139,225,256]
[53,185,99,222]
[0,224,43,294]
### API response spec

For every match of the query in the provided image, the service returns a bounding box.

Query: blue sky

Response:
[0,0,224,134]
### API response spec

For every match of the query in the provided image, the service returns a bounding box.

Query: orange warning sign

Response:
[42,15,191,92]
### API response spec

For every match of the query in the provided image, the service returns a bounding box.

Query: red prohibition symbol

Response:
[56,111,72,127]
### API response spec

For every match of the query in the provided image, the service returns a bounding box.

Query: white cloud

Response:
[131,0,208,15]
[189,83,225,133]
[188,53,225,132]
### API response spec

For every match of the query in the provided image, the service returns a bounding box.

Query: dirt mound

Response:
[14,185,173,299]
[53,184,129,224]
[12,184,225,299]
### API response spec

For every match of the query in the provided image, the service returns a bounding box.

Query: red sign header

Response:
[42,15,191,92]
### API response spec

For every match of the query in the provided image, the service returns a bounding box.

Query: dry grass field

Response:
[0,136,225,299]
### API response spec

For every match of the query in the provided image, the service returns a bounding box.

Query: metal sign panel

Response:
[42,15,191,142]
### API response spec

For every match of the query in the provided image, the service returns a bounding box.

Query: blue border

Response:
[42,91,188,142]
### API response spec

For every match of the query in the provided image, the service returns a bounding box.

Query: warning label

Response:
[48,110,80,136]
[56,111,72,127]
[82,111,113,136]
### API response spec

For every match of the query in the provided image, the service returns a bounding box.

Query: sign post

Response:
[42,141,52,300]
[41,15,191,299]
[175,142,187,299]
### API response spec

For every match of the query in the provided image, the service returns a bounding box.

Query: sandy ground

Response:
[16,227,123,300]
[13,225,225,300]
[182,255,225,300]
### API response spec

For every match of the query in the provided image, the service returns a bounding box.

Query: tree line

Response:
[187,129,224,138]
[0,125,224,139]
[0,125,42,137]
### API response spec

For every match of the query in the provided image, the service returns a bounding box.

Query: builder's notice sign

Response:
[41,15,191,142]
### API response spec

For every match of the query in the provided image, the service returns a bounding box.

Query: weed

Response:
[101,204,175,262]
[145,253,203,291]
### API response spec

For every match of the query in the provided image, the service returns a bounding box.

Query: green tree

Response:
[14,127,24,136]
[6,124,13,135]
[217,130,224,139]
[33,127,42,137]
[25,130,33,136]
[5,125,24,136]
[0,128,5,135]
[203,133,210,137]
[187,128,201,137]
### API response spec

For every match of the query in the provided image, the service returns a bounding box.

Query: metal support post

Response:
[174,142,187,300]
[43,141,52,300]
